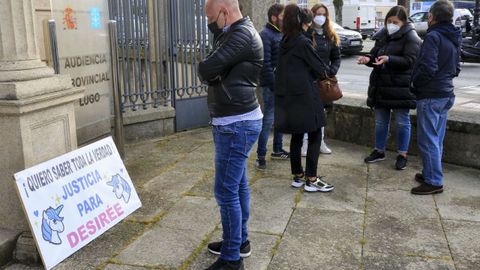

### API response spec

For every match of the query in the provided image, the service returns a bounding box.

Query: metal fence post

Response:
[48,19,60,74]
[108,20,126,159]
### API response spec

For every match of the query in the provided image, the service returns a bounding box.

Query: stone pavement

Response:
[3,128,480,270]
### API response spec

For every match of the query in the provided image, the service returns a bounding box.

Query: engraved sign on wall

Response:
[51,0,113,144]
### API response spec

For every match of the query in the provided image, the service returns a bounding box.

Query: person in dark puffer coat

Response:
[357,5,422,170]
[255,3,289,170]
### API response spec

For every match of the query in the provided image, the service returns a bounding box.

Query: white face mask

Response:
[386,23,400,35]
[314,15,326,27]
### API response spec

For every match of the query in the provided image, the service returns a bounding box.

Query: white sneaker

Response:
[320,142,332,154]
[291,175,305,188]
[304,176,334,192]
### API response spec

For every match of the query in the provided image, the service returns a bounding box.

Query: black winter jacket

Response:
[411,23,461,100]
[305,28,341,76]
[259,23,282,90]
[198,17,263,117]
[366,23,422,109]
[274,33,326,134]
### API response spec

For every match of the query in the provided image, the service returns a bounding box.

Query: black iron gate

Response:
[108,0,211,131]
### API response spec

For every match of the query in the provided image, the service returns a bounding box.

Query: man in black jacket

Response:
[198,0,263,269]
[411,0,461,195]
[255,3,289,171]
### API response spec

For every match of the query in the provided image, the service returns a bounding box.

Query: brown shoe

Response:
[411,183,443,195]
[415,173,425,184]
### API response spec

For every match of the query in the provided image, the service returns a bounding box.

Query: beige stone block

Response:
[0,80,83,231]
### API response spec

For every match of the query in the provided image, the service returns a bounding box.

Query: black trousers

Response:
[290,128,322,177]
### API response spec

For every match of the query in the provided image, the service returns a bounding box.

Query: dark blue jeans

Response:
[257,87,283,158]
[374,108,411,154]
[416,97,455,187]
[212,119,262,261]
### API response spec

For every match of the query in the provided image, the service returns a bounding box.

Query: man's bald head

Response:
[207,0,240,9]
[205,0,242,28]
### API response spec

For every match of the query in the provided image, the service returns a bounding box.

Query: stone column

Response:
[0,0,83,231]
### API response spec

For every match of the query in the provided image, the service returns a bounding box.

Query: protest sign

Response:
[14,137,141,270]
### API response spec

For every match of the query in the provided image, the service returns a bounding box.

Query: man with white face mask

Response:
[357,6,422,170]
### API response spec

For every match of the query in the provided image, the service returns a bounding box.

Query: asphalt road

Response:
[336,45,480,109]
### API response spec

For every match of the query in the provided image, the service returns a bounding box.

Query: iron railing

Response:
[108,0,211,112]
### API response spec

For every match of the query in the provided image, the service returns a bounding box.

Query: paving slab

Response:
[248,177,299,235]
[115,196,218,268]
[115,225,204,268]
[268,208,363,270]
[365,191,451,258]
[54,220,146,269]
[185,170,215,198]
[297,165,367,214]
[104,265,151,270]
[127,170,206,222]
[176,143,215,173]
[158,196,218,233]
[188,230,279,270]
[367,190,439,220]
[363,252,455,270]
[435,165,480,222]
[443,219,480,270]
[317,140,368,170]
[126,190,176,223]
[2,265,43,270]
[367,156,424,192]
[364,216,450,258]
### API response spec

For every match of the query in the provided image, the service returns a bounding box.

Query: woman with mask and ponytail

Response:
[300,4,341,156]
[357,6,421,170]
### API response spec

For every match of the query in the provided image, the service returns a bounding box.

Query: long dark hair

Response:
[311,4,340,46]
[282,4,308,37]
[384,6,408,26]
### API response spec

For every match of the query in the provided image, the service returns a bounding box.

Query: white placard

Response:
[14,137,141,270]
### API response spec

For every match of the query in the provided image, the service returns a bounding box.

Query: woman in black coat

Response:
[275,5,334,192]
[300,3,342,155]
[357,5,421,170]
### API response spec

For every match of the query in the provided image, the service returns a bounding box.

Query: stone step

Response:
[0,229,19,267]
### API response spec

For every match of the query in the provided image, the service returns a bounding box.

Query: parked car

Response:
[410,9,473,38]
[333,22,364,55]
[454,8,474,37]
[410,11,429,37]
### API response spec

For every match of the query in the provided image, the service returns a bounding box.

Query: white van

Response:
[342,5,376,39]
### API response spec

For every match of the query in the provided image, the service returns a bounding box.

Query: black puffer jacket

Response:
[274,33,326,134]
[305,28,341,108]
[306,28,341,76]
[366,22,422,109]
[198,17,263,117]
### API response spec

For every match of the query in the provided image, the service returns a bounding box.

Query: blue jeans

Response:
[212,119,261,261]
[257,87,283,158]
[374,108,411,153]
[416,97,455,187]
